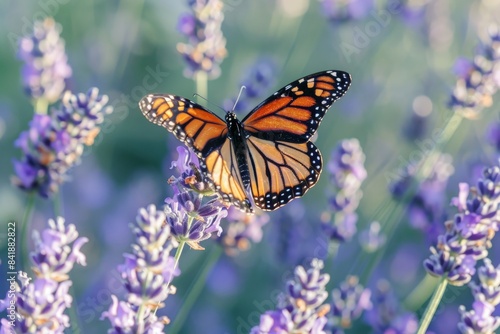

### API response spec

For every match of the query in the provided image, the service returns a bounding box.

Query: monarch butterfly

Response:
[139,70,351,213]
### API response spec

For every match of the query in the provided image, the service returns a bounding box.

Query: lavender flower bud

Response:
[322,138,367,242]
[12,88,113,197]
[177,0,227,79]
[251,259,330,333]
[18,18,72,104]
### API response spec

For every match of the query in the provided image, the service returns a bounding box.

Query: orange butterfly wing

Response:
[242,70,351,210]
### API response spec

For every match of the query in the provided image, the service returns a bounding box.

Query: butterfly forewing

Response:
[139,94,228,157]
[242,70,351,143]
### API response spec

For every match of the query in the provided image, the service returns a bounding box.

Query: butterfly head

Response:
[225,111,239,124]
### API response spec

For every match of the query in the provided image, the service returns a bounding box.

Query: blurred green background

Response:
[1,0,499,333]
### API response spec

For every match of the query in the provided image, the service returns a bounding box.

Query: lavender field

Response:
[0,0,499,333]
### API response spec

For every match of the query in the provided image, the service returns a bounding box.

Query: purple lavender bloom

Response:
[322,138,367,242]
[469,259,500,306]
[12,88,113,197]
[168,146,213,194]
[364,279,418,334]
[449,25,500,118]
[458,300,500,334]
[251,259,330,334]
[0,273,73,334]
[457,259,500,333]
[223,58,277,115]
[101,295,167,334]
[321,0,375,23]
[424,164,500,286]
[0,217,87,333]
[177,0,227,79]
[164,193,226,249]
[390,153,454,244]
[102,205,179,332]
[487,121,500,153]
[329,275,372,332]
[217,206,270,255]
[30,216,89,281]
[18,18,72,104]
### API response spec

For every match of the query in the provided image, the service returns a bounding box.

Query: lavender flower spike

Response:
[424,164,500,286]
[329,275,372,332]
[0,217,88,333]
[322,138,367,242]
[458,259,500,333]
[102,205,179,332]
[30,216,88,281]
[13,87,113,197]
[177,0,227,79]
[449,24,500,118]
[251,259,331,333]
[18,18,72,105]
[164,192,226,249]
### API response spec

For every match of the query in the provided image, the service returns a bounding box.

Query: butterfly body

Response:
[139,70,351,213]
[224,111,251,189]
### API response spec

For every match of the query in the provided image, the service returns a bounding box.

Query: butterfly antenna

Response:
[192,93,226,113]
[233,86,246,111]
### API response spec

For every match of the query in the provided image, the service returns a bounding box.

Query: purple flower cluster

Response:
[322,138,367,242]
[13,88,113,197]
[177,0,227,79]
[321,0,374,23]
[168,146,213,194]
[328,275,372,333]
[458,259,500,333]
[251,259,330,333]
[364,279,418,334]
[223,58,277,114]
[424,164,500,286]
[449,25,500,118]
[0,217,88,333]
[164,190,226,249]
[390,153,454,244]
[18,18,72,104]
[164,146,227,249]
[101,205,180,333]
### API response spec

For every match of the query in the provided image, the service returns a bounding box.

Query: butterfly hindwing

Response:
[202,137,252,212]
[246,137,322,211]
[242,70,351,143]
[139,94,252,211]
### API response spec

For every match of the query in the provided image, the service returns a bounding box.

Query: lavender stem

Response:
[416,277,448,334]
[20,192,35,270]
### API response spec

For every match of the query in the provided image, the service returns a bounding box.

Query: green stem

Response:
[170,245,223,334]
[53,190,63,217]
[195,71,208,103]
[20,193,36,271]
[174,241,186,269]
[416,277,448,334]
[403,274,439,311]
